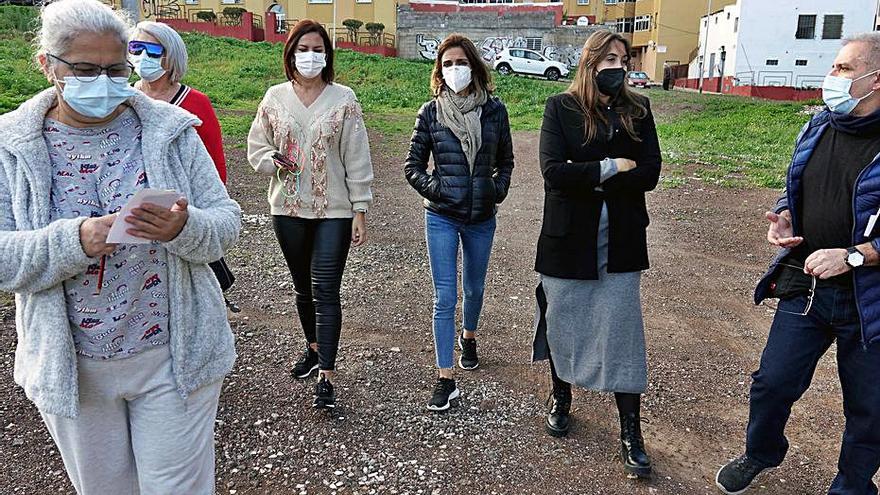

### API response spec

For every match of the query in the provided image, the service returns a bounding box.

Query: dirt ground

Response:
[0,127,868,494]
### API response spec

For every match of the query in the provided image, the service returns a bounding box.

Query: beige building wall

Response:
[157,0,398,42]
[630,0,736,81]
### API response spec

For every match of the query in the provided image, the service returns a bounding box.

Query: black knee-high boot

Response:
[545,356,572,437]
[615,392,651,477]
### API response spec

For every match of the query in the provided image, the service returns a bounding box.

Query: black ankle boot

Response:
[545,383,572,437]
[619,412,651,477]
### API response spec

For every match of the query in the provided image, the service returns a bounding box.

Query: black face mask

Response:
[596,67,626,98]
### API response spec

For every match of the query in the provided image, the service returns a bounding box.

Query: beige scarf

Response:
[436,87,487,169]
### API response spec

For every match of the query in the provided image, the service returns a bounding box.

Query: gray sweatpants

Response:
[41,345,223,495]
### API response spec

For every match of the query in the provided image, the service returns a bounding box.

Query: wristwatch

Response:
[845,247,866,268]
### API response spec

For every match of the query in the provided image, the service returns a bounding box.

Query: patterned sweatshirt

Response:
[247,82,374,218]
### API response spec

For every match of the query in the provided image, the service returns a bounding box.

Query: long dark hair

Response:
[283,19,334,84]
[430,34,494,97]
[568,30,647,142]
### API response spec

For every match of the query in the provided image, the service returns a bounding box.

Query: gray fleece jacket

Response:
[0,88,241,418]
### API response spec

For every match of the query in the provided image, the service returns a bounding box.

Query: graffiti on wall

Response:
[542,44,583,68]
[416,34,440,60]
[477,36,527,62]
[415,34,582,68]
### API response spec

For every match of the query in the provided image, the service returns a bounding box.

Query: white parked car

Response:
[492,48,570,81]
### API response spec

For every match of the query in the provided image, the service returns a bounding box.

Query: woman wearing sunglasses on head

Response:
[404,34,514,412]
[532,31,661,478]
[129,23,240,311]
[247,20,374,411]
[0,0,241,492]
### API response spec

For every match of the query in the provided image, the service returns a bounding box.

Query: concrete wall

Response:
[397,5,603,68]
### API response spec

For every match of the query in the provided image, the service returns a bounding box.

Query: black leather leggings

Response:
[273,216,351,371]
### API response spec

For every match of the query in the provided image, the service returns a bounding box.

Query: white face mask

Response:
[822,69,880,115]
[56,74,136,119]
[442,65,472,94]
[132,54,166,82]
[295,51,326,79]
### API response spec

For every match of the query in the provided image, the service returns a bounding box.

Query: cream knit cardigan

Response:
[247,82,374,218]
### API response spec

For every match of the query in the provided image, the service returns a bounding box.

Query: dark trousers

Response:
[746,286,880,495]
[273,216,351,371]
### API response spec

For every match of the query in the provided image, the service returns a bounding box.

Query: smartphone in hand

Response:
[272,152,298,171]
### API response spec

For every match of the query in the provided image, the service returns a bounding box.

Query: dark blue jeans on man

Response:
[747,285,880,494]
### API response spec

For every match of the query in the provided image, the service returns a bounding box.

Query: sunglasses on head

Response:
[128,41,165,58]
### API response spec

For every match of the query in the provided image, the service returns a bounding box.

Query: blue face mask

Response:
[822,69,879,115]
[57,74,136,119]
[132,54,166,82]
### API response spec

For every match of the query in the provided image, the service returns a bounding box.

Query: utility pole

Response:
[332,0,338,49]
[698,0,711,94]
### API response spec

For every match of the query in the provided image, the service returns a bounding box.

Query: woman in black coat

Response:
[532,31,661,478]
[404,34,514,412]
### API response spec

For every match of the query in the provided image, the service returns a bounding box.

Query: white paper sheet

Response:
[106,189,181,244]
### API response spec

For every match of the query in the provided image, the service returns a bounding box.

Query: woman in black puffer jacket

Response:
[404,34,514,413]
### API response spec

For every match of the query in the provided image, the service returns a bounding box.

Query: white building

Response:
[688,0,876,89]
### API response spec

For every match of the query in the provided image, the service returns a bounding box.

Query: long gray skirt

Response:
[532,204,647,394]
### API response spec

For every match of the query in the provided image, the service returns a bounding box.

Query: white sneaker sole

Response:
[426,388,461,412]
[294,363,319,379]
[457,337,479,370]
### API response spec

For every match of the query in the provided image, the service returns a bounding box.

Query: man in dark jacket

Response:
[716,33,880,495]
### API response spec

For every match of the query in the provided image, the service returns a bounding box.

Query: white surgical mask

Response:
[57,74,136,119]
[295,52,326,79]
[132,54,166,82]
[822,69,880,115]
[442,65,472,94]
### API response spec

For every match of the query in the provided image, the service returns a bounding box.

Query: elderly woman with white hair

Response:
[130,21,239,310]
[0,0,240,492]
[130,21,226,183]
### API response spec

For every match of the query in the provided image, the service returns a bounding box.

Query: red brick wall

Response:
[674,76,821,101]
[161,12,263,42]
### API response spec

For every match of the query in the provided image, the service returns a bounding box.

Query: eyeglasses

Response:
[128,41,165,59]
[762,262,816,316]
[48,54,134,82]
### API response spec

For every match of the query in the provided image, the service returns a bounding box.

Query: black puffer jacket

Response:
[404,96,515,224]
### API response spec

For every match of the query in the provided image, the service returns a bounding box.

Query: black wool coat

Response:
[535,92,662,280]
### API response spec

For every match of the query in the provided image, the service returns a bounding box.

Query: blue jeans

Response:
[746,285,880,495]
[425,210,497,369]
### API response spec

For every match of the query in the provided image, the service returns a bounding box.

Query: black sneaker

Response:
[716,455,772,494]
[291,347,319,379]
[426,378,460,412]
[458,334,479,370]
[313,375,335,410]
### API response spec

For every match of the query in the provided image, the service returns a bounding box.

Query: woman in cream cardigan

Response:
[247,19,374,411]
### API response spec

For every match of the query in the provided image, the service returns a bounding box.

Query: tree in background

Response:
[365,22,384,46]
[342,18,363,43]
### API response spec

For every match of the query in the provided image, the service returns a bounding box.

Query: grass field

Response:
[0,6,811,188]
